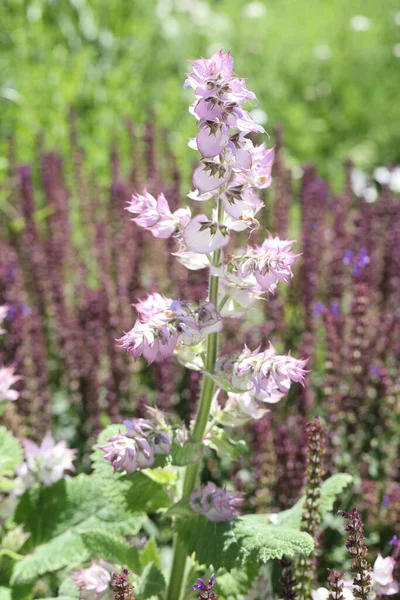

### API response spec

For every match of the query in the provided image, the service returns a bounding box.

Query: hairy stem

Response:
[166,202,223,600]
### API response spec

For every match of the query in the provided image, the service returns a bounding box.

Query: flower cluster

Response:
[16,432,77,489]
[190,481,242,522]
[126,190,191,239]
[193,573,218,599]
[118,294,222,365]
[100,409,172,474]
[215,344,308,403]
[216,235,300,314]
[341,508,372,600]
[0,365,21,403]
[72,560,113,600]
[312,554,398,600]
[111,568,135,600]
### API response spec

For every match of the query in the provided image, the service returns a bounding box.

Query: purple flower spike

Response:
[193,573,218,599]
[343,247,370,276]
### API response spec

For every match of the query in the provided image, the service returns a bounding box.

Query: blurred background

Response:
[1,0,400,514]
[1,0,400,183]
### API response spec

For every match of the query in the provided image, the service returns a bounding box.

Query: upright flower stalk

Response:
[116,50,306,600]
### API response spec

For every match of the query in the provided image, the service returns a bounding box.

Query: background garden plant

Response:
[0,5,400,600]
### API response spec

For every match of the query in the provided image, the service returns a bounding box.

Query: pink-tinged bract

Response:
[192,163,232,194]
[183,215,230,253]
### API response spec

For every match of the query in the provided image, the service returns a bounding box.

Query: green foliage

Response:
[11,473,146,584]
[137,563,166,600]
[277,473,354,529]
[139,538,161,571]
[171,440,203,466]
[177,514,314,571]
[11,531,87,585]
[80,530,140,571]
[0,588,12,600]
[0,427,23,490]
[14,475,146,548]
[205,428,247,460]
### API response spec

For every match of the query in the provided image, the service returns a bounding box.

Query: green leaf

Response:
[0,587,12,600]
[177,514,313,571]
[277,473,354,528]
[80,530,140,571]
[171,440,203,466]
[165,496,194,518]
[215,569,253,598]
[57,576,80,600]
[139,538,161,570]
[12,474,146,584]
[137,563,166,600]
[0,426,23,477]
[205,428,247,459]
[14,475,146,548]
[11,531,88,585]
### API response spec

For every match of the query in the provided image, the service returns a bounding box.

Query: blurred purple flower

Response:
[343,248,370,276]
[190,482,242,522]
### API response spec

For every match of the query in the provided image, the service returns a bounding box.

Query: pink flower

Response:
[17,432,76,489]
[172,300,223,344]
[118,321,179,364]
[190,482,242,522]
[100,410,172,474]
[248,143,275,189]
[183,214,230,253]
[133,293,173,321]
[373,554,399,595]
[72,560,113,600]
[185,49,234,92]
[99,431,153,473]
[220,236,300,295]
[215,344,308,403]
[126,190,190,238]
[119,297,222,364]
[0,365,21,402]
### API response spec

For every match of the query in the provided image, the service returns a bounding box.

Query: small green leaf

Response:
[0,588,11,600]
[80,530,139,571]
[277,473,354,528]
[11,531,88,585]
[171,440,203,466]
[0,426,23,476]
[139,538,161,570]
[137,562,166,599]
[177,514,314,571]
[205,428,247,459]
[165,496,194,518]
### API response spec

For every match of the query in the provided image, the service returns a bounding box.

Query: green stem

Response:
[166,203,223,600]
